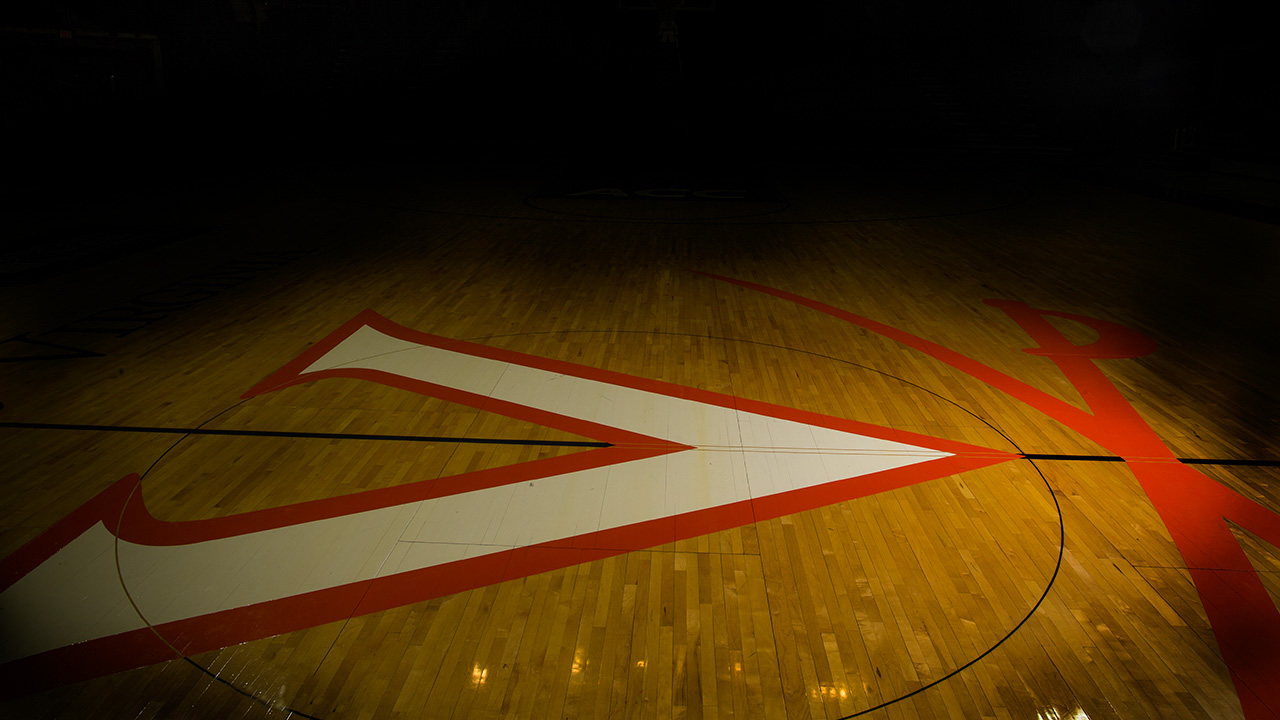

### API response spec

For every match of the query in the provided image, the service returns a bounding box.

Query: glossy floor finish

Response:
[2,160,1279,719]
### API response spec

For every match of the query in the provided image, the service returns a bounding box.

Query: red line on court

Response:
[0,308,1015,698]
[707,273,1280,719]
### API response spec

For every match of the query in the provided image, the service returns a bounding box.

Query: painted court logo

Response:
[0,310,1011,698]
[1,274,1278,719]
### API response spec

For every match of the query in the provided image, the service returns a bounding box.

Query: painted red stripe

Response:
[244,310,1011,459]
[116,445,687,546]
[706,275,1280,718]
[0,305,1022,698]
[0,473,139,593]
[0,448,1012,700]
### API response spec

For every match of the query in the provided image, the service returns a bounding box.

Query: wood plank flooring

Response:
[1,160,1277,719]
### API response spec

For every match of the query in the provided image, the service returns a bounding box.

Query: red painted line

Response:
[0,305,1018,698]
[248,310,1011,457]
[707,274,1280,719]
[0,473,138,593]
[0,453,1008,699]
[115,445,685,547]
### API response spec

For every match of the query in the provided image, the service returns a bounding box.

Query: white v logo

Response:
[0,310,1013,693]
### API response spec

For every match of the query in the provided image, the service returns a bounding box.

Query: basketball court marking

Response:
[705,273,1280,718]
[5,270,1279,717]
[0,307,1017,700]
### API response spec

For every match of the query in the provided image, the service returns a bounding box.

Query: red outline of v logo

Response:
[0,308,1015,698]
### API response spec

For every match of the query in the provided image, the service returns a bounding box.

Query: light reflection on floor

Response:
[1037,707,1090,720]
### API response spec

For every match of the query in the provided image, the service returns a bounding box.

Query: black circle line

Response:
[851,444,1062,718]
[2,422,1265,465]
[118,329,1064,718]
[458,328,1067,717]
[113,400,326,720]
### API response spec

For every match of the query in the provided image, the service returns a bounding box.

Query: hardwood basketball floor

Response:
[2,159,1278,719]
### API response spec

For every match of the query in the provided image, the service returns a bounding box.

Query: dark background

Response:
[2,0,1277,459]
[2,0,1275,192]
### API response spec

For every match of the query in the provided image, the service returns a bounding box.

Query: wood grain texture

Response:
[2,163,1277,719]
